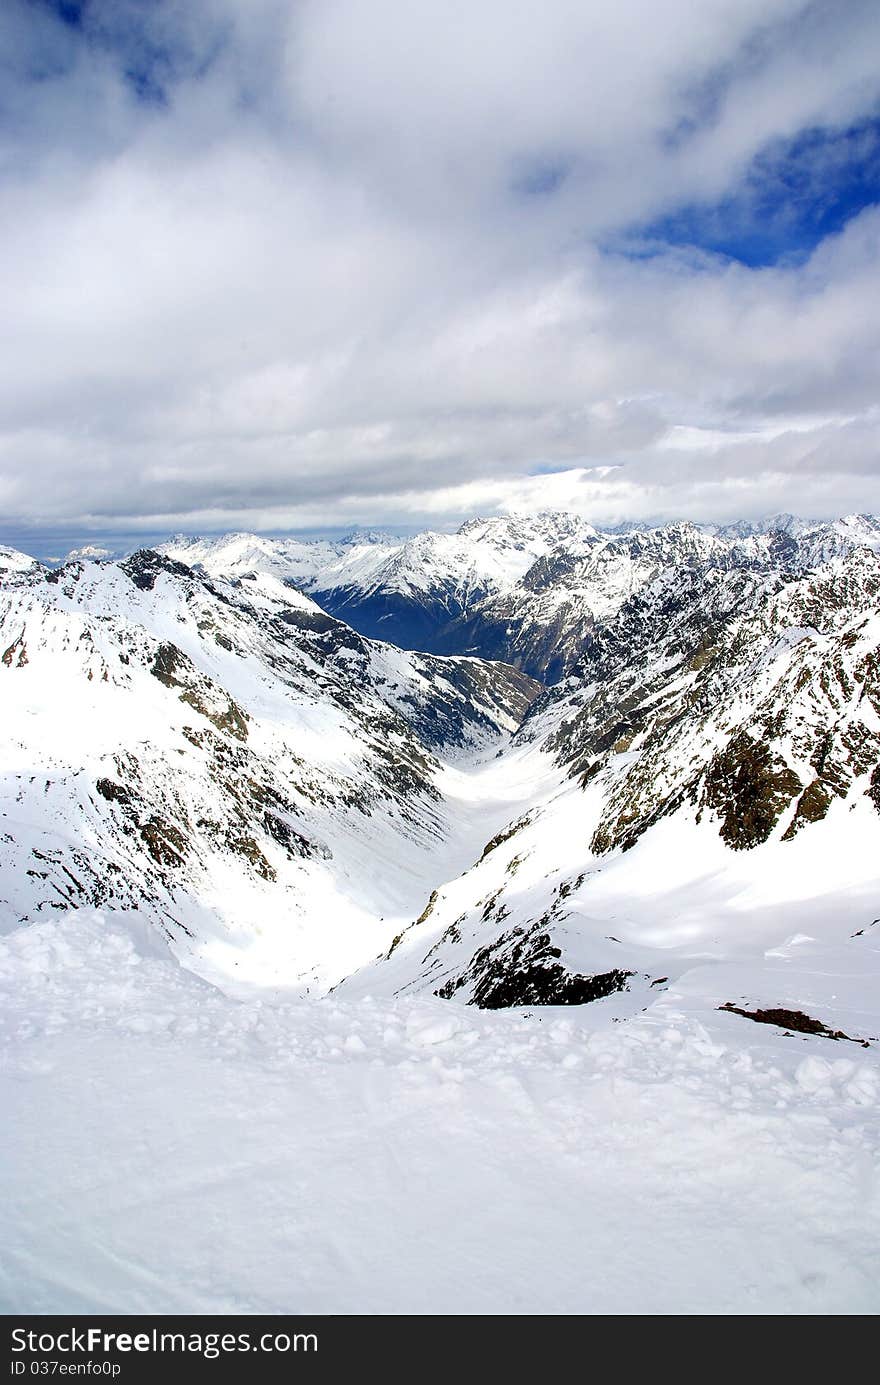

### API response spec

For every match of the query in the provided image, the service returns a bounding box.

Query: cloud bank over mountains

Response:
[2,0,879,539]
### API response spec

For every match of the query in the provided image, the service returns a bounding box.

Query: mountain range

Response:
[4,509,880,1314]
[163,511,880,681]
[2,509,879,1012]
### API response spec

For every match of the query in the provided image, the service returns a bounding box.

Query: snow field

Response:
[2,911,878,1315]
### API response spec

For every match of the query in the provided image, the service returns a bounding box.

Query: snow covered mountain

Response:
[0,544,42,580]
[163,512,880,682]
[341,545,880,1022]
[4,513,879,1011]
[3,514,880,1315]
[0,548,538,992]
[164,513,595,656]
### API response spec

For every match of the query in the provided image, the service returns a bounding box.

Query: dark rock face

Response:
[122,550,195,591]
[140,816,189,867]
[95,777,134,805]
[151,642,189,688]
[150,642,249,742]
[435,924,632,1009]
[719,1002,870,1046]
[782,779,833,838]
[703,734,802,850]
[277,605,359,640]
[469,961,632,1010]
[478,814,533,863]
[2,632,27,668]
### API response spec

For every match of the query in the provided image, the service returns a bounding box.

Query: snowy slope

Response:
[3,518,880,1316]
[0,550,538,993]
[163,530,348,587]
[342,550,880,1021]
[162,520,557,602]
[0,545,42,583]
[1,906,878,1314]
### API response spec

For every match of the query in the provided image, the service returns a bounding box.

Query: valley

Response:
[2,509,879,1314]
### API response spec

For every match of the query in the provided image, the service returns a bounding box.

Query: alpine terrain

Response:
[2,511,879,1315]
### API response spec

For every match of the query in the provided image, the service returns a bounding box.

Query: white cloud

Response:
[0,0,878,541]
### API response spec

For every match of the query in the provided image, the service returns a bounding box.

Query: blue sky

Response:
[2,1,879,553]
[639,116,880,267]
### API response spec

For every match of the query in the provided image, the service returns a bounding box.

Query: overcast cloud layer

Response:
[2,0,879,542]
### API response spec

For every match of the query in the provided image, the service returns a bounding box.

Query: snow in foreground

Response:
[2,911,878,1315]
